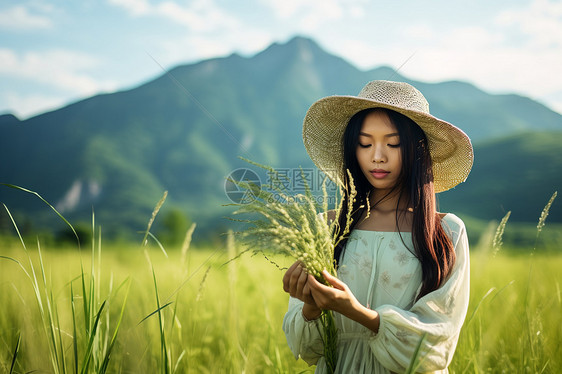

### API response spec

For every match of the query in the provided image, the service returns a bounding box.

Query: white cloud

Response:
[299,0,343,32]
[539,89,562,114]
[109,0,241,31]
[153,28,273,70]
[261,0,367,31]
[157,0,240,31]
[0,92,68,119]
[108,0,265,75]
[324,38,379,69]
[261,0,303,18]
[349,5,365,19]
[0,48,118,94]
[403,24,435,41]
[107,0,151,16]
[3,0,560,118]
[0,5,53,30]
[324,0,561,113]
[0,48,119,119]
[391,24,561,113]
[496,0,562,48]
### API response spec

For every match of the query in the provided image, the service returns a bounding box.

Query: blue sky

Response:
[1,0,561,119]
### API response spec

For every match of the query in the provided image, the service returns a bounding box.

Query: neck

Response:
[355,189,413,232]
[369,188,409,212]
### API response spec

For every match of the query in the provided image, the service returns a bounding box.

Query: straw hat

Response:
[302,80,474,193]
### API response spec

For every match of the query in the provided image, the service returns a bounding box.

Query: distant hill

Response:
[439,131,562,223]
[1,36,561,238]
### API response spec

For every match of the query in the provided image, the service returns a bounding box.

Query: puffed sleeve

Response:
[282,296,325,365]
[369,214,470,372]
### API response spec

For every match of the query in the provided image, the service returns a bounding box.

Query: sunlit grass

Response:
[0,239,314,373]
[453,250,562,372]
[0,187,560,372]
[1,239,561,372]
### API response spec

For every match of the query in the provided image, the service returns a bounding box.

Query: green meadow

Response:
[1,229,561,373]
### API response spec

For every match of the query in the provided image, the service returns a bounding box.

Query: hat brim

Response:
[302,95,474,193]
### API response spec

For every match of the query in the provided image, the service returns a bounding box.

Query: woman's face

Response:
[355,110,402,195]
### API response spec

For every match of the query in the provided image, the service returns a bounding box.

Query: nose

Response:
[372,145,386,163]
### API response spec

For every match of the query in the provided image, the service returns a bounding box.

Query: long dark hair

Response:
[334,108,455,299]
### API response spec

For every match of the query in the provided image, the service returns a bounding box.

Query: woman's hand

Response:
[283,265,380,332]
[282,261,321,320]
[308,270,381,333]
[306,269,361,315]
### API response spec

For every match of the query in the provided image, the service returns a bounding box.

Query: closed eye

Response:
[388,143,400,148]
[358,143,371,148]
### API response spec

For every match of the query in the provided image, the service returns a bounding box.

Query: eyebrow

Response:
[359,132,399,138]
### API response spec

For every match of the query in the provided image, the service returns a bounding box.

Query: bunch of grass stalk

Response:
[229,159,365,373]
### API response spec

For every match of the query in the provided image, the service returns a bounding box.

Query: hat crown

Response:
[358,80,430,114]
[303,80,473,192]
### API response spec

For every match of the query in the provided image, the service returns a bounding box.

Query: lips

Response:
[370,169,389,179]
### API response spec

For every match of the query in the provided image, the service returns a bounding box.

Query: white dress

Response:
[283,213,470,373]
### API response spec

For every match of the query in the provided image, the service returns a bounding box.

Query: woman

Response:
[282,80,473,373]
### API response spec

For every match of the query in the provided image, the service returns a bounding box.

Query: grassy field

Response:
[1,232,561,373]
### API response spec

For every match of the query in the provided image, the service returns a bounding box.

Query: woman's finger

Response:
[296,267,308,297]
[282,261,300,292]
[307,274,328,291]
[289,263,307,296]
[322,270,345,290]
[302,282,316,305]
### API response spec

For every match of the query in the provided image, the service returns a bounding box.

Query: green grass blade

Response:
[160,247,222,306]
[99,277,131,374]
[9,333,21,374]
[80,300,106,374]
[465,287,497,326]
[173,350,186,373]
[404,332,428,374]
[0,256,37,300]
[52,287,67,374]
[37,241,63,374]
[0,256,25,267]
[2,203,27,250]
[71,284,79,374]
[168,294,180,341]
[144,231,169,258]
[90,210,97,335]
[138,301,174,325]
[150,267,170,374]
[1,183,80,248]
[142,191,168,246]
[80,261,91,336]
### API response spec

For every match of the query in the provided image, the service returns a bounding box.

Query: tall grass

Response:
[0,217,129,373]
[1,237,561,372]
[1,188,560,372]
[0,190,131,374]
[452,250,561,372]
[452,191,560,373]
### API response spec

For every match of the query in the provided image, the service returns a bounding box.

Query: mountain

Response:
[439,131,562,223]
[408,81,562,141]
[1,36,561,239]
[0,114,20,126]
